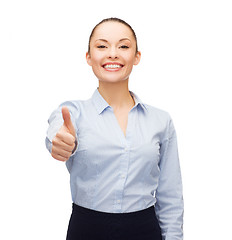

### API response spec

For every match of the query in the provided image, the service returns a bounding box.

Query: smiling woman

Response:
[86,20,141,86]
[45,17,184,240]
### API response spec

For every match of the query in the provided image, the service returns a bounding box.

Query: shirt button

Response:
[121,174,125,179]
[124,147,128,151]
[117,200,120,203]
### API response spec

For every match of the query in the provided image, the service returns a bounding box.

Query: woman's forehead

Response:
[92,22,134,41]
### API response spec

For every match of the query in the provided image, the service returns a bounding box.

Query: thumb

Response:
[62,106,76,137]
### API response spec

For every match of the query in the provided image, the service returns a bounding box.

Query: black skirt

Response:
[66,203,162,240]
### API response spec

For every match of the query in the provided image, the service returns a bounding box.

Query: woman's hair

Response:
[88,17,138,54]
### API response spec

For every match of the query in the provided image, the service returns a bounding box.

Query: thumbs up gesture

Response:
[51,106,77,162]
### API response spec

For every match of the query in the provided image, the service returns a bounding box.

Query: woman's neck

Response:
[98,80,135,110]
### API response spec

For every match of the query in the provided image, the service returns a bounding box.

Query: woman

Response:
[45,17,184,240]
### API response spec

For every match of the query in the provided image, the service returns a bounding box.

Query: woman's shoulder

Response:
[57,98,93,117]
[131,90,172,122]
[143,103,172,122]
[59,99,82,109]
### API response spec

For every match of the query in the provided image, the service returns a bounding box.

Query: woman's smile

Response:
[102,62,124,72]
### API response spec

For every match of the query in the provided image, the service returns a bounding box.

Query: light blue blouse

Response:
[45,87,184,239]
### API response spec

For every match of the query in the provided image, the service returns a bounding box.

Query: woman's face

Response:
[86,21,141,83]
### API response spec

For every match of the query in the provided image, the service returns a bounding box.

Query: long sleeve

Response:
[155,116,184,240]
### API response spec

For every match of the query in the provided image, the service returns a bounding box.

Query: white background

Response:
[0,0,231,239]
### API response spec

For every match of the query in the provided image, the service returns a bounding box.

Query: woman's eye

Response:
[97,45,106,48]
[120,45,129,49]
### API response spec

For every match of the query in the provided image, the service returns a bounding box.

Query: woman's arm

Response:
[155,116,184,240]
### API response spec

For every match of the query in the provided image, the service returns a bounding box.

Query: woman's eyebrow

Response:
[119,38,131,42]
[95,39,108,42]
[95,38,131,43]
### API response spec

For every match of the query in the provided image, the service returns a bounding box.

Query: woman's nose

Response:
[108,47,118,59]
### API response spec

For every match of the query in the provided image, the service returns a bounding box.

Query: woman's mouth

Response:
[102,63,124,72]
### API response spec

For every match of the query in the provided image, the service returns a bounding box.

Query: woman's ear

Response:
[134,51,141,65]
[86,52,92,66]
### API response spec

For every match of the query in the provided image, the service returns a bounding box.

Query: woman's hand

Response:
[51,106,77,162]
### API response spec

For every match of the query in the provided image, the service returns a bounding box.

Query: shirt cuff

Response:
[45,137,52,154]
[46,119,63,142]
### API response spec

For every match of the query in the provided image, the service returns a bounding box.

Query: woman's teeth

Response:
[104,64,122,69]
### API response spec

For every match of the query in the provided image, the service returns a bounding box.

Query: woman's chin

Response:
[98,78,129,84]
